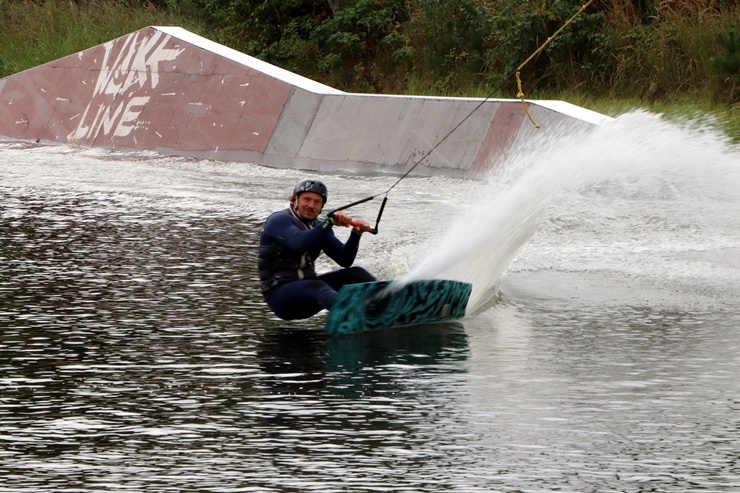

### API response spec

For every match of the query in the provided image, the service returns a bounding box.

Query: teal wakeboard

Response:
[324,279,472,336]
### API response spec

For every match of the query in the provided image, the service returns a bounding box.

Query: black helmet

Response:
[293,179,328,204]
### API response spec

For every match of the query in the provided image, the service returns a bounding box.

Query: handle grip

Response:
[326,195,387,235]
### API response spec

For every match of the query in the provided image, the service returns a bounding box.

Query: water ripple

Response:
[1,177,739,492]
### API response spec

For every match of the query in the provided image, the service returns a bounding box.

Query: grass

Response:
[564,94,740,144]
[0,0,203,77]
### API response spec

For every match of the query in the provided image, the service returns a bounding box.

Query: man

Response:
[258,178,377,320]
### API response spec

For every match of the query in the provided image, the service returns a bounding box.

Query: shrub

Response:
[709,23,740,104]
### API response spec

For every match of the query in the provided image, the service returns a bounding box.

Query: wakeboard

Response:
[324,279,472,336]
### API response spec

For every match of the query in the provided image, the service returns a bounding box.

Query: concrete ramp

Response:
[0,26,610,178]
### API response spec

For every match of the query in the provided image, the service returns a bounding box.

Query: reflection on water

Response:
[1,184,739,492]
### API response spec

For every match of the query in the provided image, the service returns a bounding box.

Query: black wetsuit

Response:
[258,208,375,320]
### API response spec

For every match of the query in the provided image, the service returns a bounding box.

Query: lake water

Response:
[1,110,739,492]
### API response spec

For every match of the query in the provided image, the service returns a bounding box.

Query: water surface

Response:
[1,111,739,492]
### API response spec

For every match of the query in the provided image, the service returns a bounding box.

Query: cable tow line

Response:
[515,0,595,128]
[324,95,488,235]
[328,1,595,236]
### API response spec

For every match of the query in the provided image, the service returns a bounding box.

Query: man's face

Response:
[294,192,324,221]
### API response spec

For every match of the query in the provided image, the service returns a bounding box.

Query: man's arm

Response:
[321,211,373,267]
[322,229,363,267]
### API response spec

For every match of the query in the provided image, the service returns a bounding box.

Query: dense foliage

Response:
[180,0,740,106]
[1,0,739,108]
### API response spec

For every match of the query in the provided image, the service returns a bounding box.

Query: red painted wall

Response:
[0,28,291,156]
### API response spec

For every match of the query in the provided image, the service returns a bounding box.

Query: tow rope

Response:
[515,0,596,129]
[329,0,595,232]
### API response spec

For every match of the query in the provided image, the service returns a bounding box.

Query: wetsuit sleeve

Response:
[261,212,331,251]
[322,230,362,268]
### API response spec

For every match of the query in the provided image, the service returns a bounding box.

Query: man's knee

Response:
[267,280,335,319]
[309,281,338,309]
[348,266,376,283]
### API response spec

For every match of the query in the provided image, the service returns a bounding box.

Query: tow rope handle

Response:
[371,196,387,235]
[327,195,387,235]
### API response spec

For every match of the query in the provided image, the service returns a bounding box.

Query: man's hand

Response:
[350,219,374,234]
[331,212,374,233]
[331,211,353,227]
